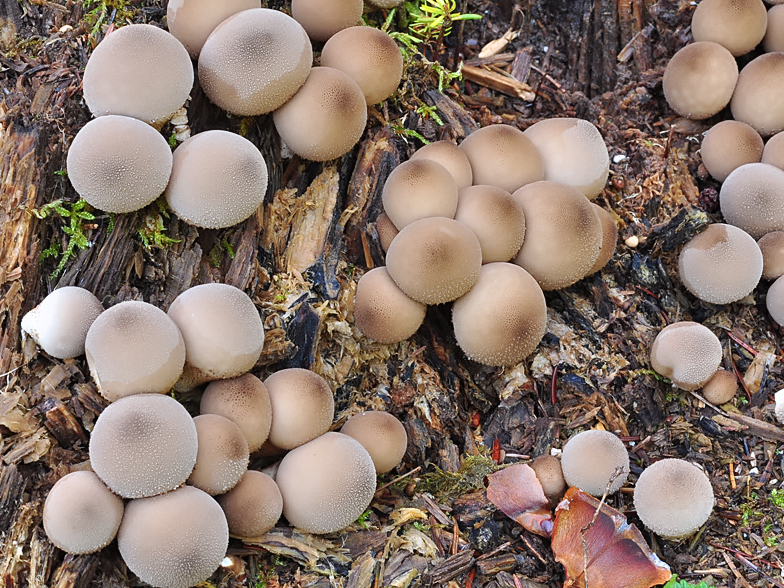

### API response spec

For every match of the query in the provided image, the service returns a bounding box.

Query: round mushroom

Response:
[188,414,249,496]
[409,140,473,191]
[166,0,260,58]
[691,0,768,56]
[529,455,566,508]
[766,273,784,326]
[375,212,399,252]
[720,162,784,239]
[650,321,722,391]
[758,231,784,279]
[761,131,784,170]
[340,411,408,474]
[560,430,630,496]
[700,120,764,182]
[701,368,737,405]
[588,203,618,274]
[217,470,283,538]
[381,159,458,230]
[291,0,363,42]
[731,53,784,136]
[764,5,784,52]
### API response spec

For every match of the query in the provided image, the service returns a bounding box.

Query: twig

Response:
[375,466,421,495]
[723,328,758,356]
[551,364,559,406]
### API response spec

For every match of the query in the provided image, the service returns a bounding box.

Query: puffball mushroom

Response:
[340,411,408,474]
[678,223,763,304]
[650,321,722,391]
[766,273,784,326]
[385,216,482,305]
[375,212,399,252]
[276,432,376,534]
[43,471,124,555]
[523,118,610,199]
[198,8,312,116]
[164,130,269,229]
[758,231,784,279]
[451,262,547,366]
[720,163,784,239]
[118,486,229,588]
[291,0,363,42]
[272,67,368,162]
[459,124,544,193]
[529,455,566,508]
[700,120,764,182]
[731,53,784,135]
[320,26,403,105]
[353,267,427,344]
[167,283,265,391]
[691,0,768,56]
[764,5,784,52]
[588,203,618,274]
[409,140,473,191]
[66,115,173,213]
[633,459,714,539]
[560,430,630,496]
[83,24,193,124]
[381,159,458,229]
[188,414,249,496]
[217,470,283,538]
[84,301,185,401]
[662,41,738,120]
[762,131,784,170]
[21,286,103,359]
[89,394,198,499]
[166,0,261,58]
[701,368,738,405]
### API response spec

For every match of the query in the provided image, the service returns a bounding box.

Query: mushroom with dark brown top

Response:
[291,0,363,42]
[381,159,458,230]
[188,414,249,496]
[691,0,768,56]
[340,411,408,474]
[700,120,764,182]
[218,470,282,538]
[720,162,784,239]
[731,53,784,135]
[650,321,723,391]
[410,140,473,191]
[701,368,738,405]
[167,0,260,58]
[560,430,630,496]
[758,231,784,279]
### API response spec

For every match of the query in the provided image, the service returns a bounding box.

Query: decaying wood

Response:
[462,65,536,102]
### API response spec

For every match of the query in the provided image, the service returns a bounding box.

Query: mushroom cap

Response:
[340,411,408,474]
[452,262,546,366]
[512,181,603,290]
[701,368,738,405]
[217,470,283,538]
[758,231,784,279]
[410,140,473,191]
[167,283,265,390]
[66,115,173,213]
[459,125,544,193]
[766,273,784,326]
[375,212,399,252]
[691,0,768,56]
[560,430,630,496]
[272,67,368,162]
[662,42,738,120]
[43,471,124,555]
[366,0,404,6]
[198,8,312,116]
[164,130,268,229]
[276,432,376,534]
[320,26,403,104]
[523,118,610,199]
[381,159,458,230]
[720,162,784,238]
[385,216,482,304]
[762,131,784,170]
[89,394,198,498]
[21,286,103,359]
[678,223,763,304]
[188,414,249,496]
[84,301,186,401]
[353,267,427,344]
[264,368,335,450]
[587,203,618,274]
[529,455,566,507]
[200,373,272,453]
[166,0,261,58]
[83,24,193,123]
[633,459,714,539]
[291,0,363,42]
[453,185,526,263]
[118,486,229,588]
[731,53,784,135]
[700,120,764,182]
[764,5,784,52]
[650,321,722,390]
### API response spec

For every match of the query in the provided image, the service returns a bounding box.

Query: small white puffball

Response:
[775,389,784,424]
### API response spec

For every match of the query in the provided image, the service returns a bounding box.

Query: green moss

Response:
[416,454,499,499]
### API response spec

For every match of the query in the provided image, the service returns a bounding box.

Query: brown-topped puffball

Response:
[353,267,427,344]
[560,429,630,496]
[89,394,198,499]
[365,0,404,6]
[264,368,335,450]
[275,432,376,534]
[84,301,185,401]
[588,203,618,274]
[340,411,407,474]
[198,8,312,116]
[766,273,784,326]
[320,26,403,105]
[720,162,784,238]
[691,0,768,56]
[701,368,738,405]
[66,115,173,213]
[764,5,784,52]
[118,486,229,588]
[633,459,714,539]
[385,216,482,304]
[453,185,526,263]
[731,53,784,135]
[167,0,260,58]
[410,140,473,191]
[459,124,544,193]
[650,321,722,390]
[291,0,363,42]
[662,42,738,120]
[758,231,784,279]
[188,414,249,496]
[164,130,268,229]
[217,470,283,538]
[381,159,458,229]
[167,283,265,391]
[43,471,124,555]
[523,118,610,199]
[512,181,603,290]
[700,120,764,182]
[83,24,193,124]
[21,286,103,360]
[678,223,763,304]
[529,455,566,508]
[762,131,784,170]
[375,212,399,252]
[272,67,368,162]
[200,373,272,453]
[451,262,546,366]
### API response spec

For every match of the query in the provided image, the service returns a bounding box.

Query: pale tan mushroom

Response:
[291,0,363,42]
[650,322,722,391]
[340,411,407,474]
[560,430,630,496]
[700,120,764,182]
[720,163,784,239]
[731,53,784,136]
[410,140,473,191]
[167,0,260,57]
[691,0,768,56]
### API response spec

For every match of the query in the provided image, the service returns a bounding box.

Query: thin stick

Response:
[375,466,421,495]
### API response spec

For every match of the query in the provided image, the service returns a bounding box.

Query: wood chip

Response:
[461,65,536,102]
